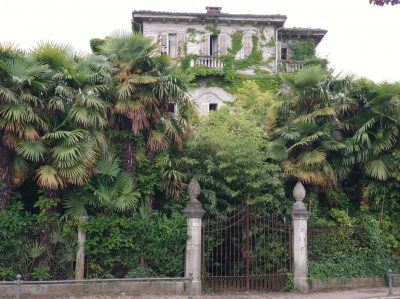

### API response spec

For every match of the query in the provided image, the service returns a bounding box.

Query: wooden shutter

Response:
[160,33,168,55]
[243,36,252,57]
[168,33,177,58]
[201,35,210,55]
[219,34,228,55]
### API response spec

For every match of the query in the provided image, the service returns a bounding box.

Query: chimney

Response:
[206,7,222,14]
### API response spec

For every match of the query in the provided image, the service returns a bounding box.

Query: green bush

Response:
[0,202,29,280]
[309,214,400,280]
[85,212,187,278]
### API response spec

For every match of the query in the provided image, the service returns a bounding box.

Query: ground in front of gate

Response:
[69,286,400,299]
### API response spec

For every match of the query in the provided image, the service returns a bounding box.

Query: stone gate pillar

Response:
[291,181,310,292]
[75,215,88,280]
[183,178,206,295]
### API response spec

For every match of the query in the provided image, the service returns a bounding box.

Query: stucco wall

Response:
[188,87,235,116]
[142,20,276,64]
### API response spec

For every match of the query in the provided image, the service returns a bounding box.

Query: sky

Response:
[0,0,399,82]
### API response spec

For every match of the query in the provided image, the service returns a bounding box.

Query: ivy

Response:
[288,39,316,61]
[267,36,276,48]
[180,54,199,70]
[205,24,221,36]
[228,30,243,55]
[186,27,196,35]
[234,34,263,69]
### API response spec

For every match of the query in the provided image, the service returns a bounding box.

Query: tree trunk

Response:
[0,132,13,210]
[121,118,137,178]
[123,138,137,177]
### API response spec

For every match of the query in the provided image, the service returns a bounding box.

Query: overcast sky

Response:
[1,0,399,82]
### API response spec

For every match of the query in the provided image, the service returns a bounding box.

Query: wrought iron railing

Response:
[278,60,305,72]
[190,55,224,69]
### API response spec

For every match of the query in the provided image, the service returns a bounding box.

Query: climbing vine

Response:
[228,30,243,55]
[288,39,316,60]
[234,34,263,69]
[205,24,221,36]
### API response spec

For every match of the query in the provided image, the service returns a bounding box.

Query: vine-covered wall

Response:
[141,20,277,71]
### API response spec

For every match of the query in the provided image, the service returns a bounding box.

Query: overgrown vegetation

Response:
[1,29,400,284]
[288,39,316,61]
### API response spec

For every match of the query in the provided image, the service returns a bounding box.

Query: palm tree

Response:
[63,154,139,219]
[269,65,355,190]
[97,32,193,180]
[0,43,48,209]
[28,42,110,198]
[342,79,400,181]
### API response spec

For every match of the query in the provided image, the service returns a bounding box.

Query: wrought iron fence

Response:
[201,206,292,292]
[0,224,76,281]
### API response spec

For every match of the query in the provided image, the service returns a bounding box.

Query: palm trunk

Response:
[123,138,137,177]
[121,118,137,177]
[0,132,13,210]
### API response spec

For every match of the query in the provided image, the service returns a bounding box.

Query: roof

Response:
[280,28,327,43]
[132,10,287,26]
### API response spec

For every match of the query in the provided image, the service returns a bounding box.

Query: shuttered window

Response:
[219,34,228,55]
[243,36,252,57]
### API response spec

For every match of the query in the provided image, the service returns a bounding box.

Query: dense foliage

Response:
[85,211,187,278]
[1,30,400,282]
[308,211,400,279]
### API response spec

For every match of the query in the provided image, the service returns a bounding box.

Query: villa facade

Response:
[132,7,327,115]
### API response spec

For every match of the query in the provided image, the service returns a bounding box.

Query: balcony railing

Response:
[278,60,305,72]
[190,55,224,69]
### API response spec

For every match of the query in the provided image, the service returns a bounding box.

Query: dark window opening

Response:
[167,103,176,113]
[210,35,219,56]
[281,48,288,60]
[209,103,218,111]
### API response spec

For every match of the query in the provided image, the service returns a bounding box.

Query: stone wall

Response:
[0,280,187,298]
[309,277,387,292]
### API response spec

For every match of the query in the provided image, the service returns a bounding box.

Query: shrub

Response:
[85,212,187,278]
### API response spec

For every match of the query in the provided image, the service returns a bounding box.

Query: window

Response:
[167,103,176,113]
[168,33,177,58]
[210,35,219,56]
[209,103,218,111]
[281,47,288,60]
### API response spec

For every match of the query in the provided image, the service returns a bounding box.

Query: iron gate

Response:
[201,206,292,292]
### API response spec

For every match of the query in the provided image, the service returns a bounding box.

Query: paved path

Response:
[69,287,400,299]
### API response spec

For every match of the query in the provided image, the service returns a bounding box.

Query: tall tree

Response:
[97,32,193,181]
[186,107,286,218]
[269,65,355,190]
[28,42,110,199]
[0,43,48,209]
[342,79,400,181]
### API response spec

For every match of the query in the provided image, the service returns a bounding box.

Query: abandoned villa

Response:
[132,7,327,115]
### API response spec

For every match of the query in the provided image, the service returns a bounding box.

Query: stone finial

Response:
[188,178,201,201]
[293,181,306,202]
[183,178,206,219]
[292,181,310,219]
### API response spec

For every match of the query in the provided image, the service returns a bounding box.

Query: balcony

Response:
[278,60,306,72]
[190,55,224,69]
